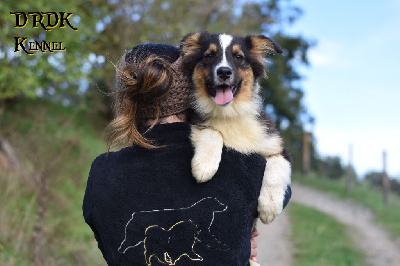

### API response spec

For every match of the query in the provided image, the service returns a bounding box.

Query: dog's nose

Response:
[217,67,233,80]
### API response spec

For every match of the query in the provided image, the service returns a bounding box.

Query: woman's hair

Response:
[106,44,180,150]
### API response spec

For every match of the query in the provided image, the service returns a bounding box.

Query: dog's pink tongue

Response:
[214,87,233,105]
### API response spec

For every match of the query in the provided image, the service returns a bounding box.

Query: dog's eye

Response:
[234,54,244,60]
[204,53,215,59]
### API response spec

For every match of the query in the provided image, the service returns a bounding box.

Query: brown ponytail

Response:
[106,51,174,150]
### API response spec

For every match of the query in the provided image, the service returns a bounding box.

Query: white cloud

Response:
[308,51,332,67]
[308,39,351,68]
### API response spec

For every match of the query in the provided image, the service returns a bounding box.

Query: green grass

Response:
[288,202,365,266]
[294,173,400,238]
[0,100,107,265]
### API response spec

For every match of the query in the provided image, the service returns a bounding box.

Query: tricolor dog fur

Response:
[180,31,292,224]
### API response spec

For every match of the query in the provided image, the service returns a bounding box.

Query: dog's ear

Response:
[180,32,201,56]
[245,34,283,57]
[245,35,282,78]
[180,31,210,56]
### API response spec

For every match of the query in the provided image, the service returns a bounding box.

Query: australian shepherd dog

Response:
[179,31,292,224]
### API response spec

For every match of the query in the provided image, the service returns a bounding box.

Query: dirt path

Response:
[256,183,400,266]
[256,211,292,266]
[292,183,400,266]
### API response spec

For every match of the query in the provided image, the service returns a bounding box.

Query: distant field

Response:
[288,202,365,266]
[293,174,400,238]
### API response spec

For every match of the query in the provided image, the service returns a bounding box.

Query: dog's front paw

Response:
[258,155,291,223]
[258,199,282,224]
[191,127,223,183]
[191,152,220,183]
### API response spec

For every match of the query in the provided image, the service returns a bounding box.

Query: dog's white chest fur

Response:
[205,116,283,157]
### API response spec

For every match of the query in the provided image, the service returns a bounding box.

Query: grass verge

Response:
[0,100,106,265]
[294,173,400,239]
[288,202,365,266]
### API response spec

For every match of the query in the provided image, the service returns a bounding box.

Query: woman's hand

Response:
[250,230,259,263]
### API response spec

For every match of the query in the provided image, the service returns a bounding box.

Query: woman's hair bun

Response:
[134,56,173,102]
[116,44,180,103]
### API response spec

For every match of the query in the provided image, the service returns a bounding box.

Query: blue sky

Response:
[285,0,400,178]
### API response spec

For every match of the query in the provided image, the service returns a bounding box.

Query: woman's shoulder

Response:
[90,151,116,169]
[89,147,135,176]
[93,145,137,162]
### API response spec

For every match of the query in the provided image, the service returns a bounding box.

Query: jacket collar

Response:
[139,122,191,146]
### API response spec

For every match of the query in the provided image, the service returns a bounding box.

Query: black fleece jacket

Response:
[83,122,290,266]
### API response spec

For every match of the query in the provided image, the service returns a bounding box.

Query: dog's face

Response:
[180,31,282,118]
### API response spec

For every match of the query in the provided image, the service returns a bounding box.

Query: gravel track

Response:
[256,183,400,266]
[256,211,292,266]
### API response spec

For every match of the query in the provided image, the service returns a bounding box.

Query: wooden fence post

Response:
[302,131,310,178]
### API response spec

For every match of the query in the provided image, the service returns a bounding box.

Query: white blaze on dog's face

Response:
[214,34,234,101]
[180,31,282,119]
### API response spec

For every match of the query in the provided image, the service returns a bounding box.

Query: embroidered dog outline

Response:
[118,197,229,255]
[144,220,203,265]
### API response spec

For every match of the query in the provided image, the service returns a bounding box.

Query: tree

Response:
[1,0,314,172]
[88,0,314,171]
[391,178,400,196]
[318,156,345,179]
[0,1,101,101]
[250,1,314,172]
[364,171,400,196]
[364,171,383,188]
